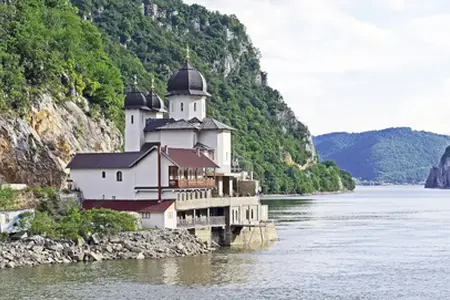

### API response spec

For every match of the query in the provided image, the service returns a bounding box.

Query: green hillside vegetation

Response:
[314,127,450,184]
[0,0,354,194]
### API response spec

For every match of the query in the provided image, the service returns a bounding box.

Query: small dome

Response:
[146,91,167,112]
[166,61,211,97]
[124,88,150,111]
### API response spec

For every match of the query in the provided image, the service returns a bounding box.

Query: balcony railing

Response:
[169,178,216,189]
[177,216,226,228]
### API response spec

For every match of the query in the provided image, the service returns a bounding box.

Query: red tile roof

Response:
[82,200,174,213]
[165,148,218,168]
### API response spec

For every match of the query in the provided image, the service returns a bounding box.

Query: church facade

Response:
[67,53,271,244]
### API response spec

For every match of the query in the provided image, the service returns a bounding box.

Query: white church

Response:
[67,51,268,243]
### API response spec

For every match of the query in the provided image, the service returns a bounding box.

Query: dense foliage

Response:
[18,205,137,240]
[314,127,450,184]
[0,0,354,194]
[0,0,123,122]
[0,187,18,210]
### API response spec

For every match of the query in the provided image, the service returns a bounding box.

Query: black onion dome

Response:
[166,61,211,97]
[146,91,167,112]
[124,88,150,111]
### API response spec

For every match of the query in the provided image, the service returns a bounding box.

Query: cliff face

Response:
[425,146,450,189]
[0,94,122,186]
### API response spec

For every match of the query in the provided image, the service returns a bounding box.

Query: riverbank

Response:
[0,229,211,269]
[262,189,353,198]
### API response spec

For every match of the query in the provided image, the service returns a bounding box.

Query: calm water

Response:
[2,186,450,300]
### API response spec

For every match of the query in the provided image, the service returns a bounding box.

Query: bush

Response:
[0,232,9,242]
[29,212,57,238]
[20,206,137,240]
[15,211,35,232]
[81,209,137,236]
[0,186,18,210]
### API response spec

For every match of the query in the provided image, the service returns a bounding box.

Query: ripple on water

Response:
[2,186,450,299]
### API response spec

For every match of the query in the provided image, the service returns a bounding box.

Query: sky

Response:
[183,0,450,136]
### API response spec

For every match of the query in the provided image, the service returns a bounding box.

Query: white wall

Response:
[125,109,146,152]
[70,152,177,200]
[198,130,231,172]
[160,130,196,148]
[140,204,176,229]
[168,95,206,120]
[142,212,165,228]
[144,131,161,144]
[165,203,177,229]
[146,111,164,119]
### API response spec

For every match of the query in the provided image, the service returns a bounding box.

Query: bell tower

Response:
[167,47,210,121]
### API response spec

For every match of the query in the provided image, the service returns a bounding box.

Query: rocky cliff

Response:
[425,146,450,189]
[0,94,121,187]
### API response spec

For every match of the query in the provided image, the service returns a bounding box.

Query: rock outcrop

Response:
[0,230,211,269]
[0,93,122,186]
[425,146,450,188]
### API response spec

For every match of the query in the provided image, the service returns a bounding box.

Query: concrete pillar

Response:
[229,178,233,196]
[218,177,223,196]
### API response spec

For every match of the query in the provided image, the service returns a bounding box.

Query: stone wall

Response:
[227,223,278,247]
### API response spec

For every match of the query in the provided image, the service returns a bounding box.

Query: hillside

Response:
[0,0,354,194]
[314,127,450,184]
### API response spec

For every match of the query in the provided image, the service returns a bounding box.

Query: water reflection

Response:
[4,186,450,300]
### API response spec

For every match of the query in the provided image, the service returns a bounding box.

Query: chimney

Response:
[196,147,201,157]
[164,145,168,155]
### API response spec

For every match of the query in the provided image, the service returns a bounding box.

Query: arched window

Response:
[181,102,184,112]
[131,115,134,124]
[116,171,123,182]
[194,102,197,111]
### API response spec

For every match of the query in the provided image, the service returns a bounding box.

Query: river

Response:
[2,186,450,299]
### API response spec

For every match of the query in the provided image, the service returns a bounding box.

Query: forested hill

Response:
[314,127,450,184]
[0,0,354,193]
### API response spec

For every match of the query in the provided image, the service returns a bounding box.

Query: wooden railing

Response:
[177,216,225,228]
[169,178,216,189]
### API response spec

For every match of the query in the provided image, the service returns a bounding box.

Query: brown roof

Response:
[165,148,218,168]
[67,147,157,169]
[82,200,174,212]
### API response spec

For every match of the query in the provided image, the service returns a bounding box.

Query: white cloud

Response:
[184,0,450,135]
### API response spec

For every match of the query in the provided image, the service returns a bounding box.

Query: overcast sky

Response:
[184,0,450,136]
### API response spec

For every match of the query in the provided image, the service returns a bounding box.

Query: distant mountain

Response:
[313,127,450,184]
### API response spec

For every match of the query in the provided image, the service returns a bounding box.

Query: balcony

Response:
[169,178,216,189]
[177,216,226,228]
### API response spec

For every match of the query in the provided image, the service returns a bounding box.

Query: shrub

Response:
[81,209,137,236]
[29,212,57,238]
[15,211,35,232]
[0,186,18,210]
[0,232,9,242]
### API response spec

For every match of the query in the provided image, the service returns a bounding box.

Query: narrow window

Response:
[131,115,134,124]
[194,102,197,111]
[102,171,106,178]
[181,102,184,112]
[246,209,249,220]
[116,171,123,182]
[251,209,254,219]
[171,103,174,112]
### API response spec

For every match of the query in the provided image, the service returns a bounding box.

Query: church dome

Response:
[124,88,150,111]
[166,61,211,97]
[146,91,167,112]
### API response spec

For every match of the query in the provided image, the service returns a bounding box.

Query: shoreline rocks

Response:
[0,229,211,269]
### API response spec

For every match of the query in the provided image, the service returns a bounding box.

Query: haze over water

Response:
[2,186,450,299]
